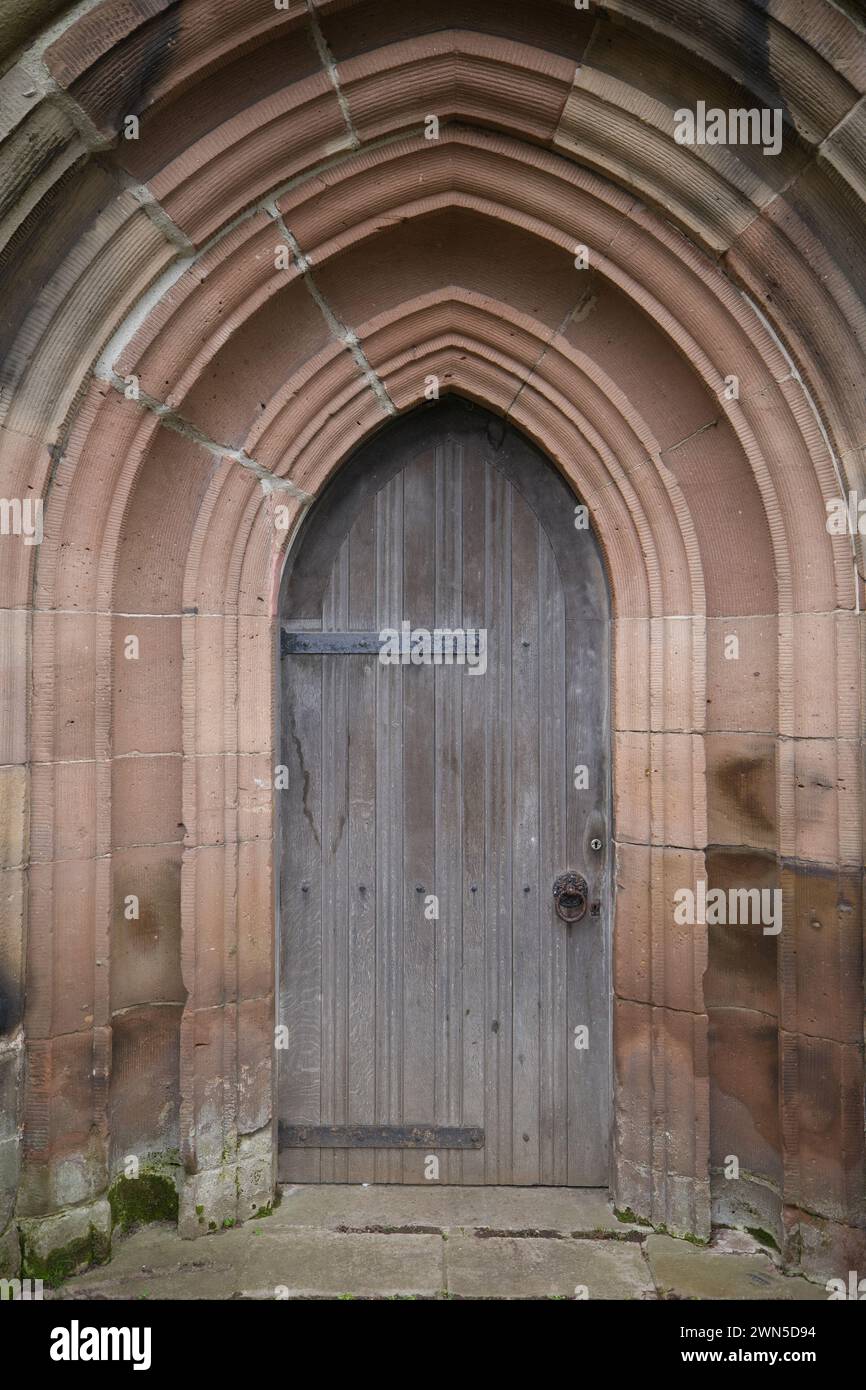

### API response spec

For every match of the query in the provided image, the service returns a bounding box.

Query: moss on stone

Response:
[614,1206,652,1227]
[23,1226,110,1289]
[108,1169,179,1236]
[745,1225,780,1253]
[614,1207,708,1246]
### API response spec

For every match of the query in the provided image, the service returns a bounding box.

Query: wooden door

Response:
[278,400,610,1185]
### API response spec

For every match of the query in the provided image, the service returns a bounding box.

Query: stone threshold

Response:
[47,1186,830,1301]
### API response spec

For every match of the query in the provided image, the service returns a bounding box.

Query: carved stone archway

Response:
[0,0,862,1283]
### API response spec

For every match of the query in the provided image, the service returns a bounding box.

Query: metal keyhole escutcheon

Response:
[553,872,589,924]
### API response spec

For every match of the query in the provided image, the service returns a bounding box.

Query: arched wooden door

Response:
[278,400,610,1185]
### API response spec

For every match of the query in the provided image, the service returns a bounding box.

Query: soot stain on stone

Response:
[70,5,184,134]
[716,754,775,833]
[0,964,22,1036]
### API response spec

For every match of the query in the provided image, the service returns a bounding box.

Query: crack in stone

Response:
[103,371,311,500]
[334,1224,443,1236]
[305,0,362,150]
[504,293,595,418]
[663,417,721,453]
[267,204,396,417]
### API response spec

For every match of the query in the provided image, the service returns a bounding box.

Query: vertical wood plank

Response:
[375,476,404,1182]
[484,464,513,1183]
[346,509,377,1183]
[319,550,349,1182]
[458,454,487,1184]
[511,490,541,1183]
[279,644,323,1183]
[433,441,463,1184]
[538,536,568,1183]
[400,451,437,1182]
[566,598,609,1183]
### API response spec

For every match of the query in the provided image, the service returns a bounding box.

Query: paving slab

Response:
[444,1234,655,1300]
[236,1229,445,1299]
[60,1263,253,1301]
[54,1222,269,1300]
[58,1227,444,1300]
[709,1228,775,1258]
[273,1183,635,1235]
[644,1236,827,1301]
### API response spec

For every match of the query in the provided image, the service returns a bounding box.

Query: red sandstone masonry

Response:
[337,33,576,146]
[614,843,708,1015]
[0,0,861,1271]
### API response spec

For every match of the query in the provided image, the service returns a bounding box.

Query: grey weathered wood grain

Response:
[434,441,463,1183]
[539,536,568,1184]
[345,512,376,1184]
[401,451,437,1182]
[278,648,322,1183]
[485,464,512,1183]
[458,453,487,1184]
[279,400,610,1187]
[511,489,541,1182]
[375,476,404,1182]
[319,550,348,1182]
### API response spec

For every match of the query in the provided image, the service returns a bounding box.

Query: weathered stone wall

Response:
[0,0,863,1282]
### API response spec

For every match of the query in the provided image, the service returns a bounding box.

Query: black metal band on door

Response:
[280,1124,485,1149]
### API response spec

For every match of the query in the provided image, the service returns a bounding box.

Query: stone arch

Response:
[0,0,861,1281]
